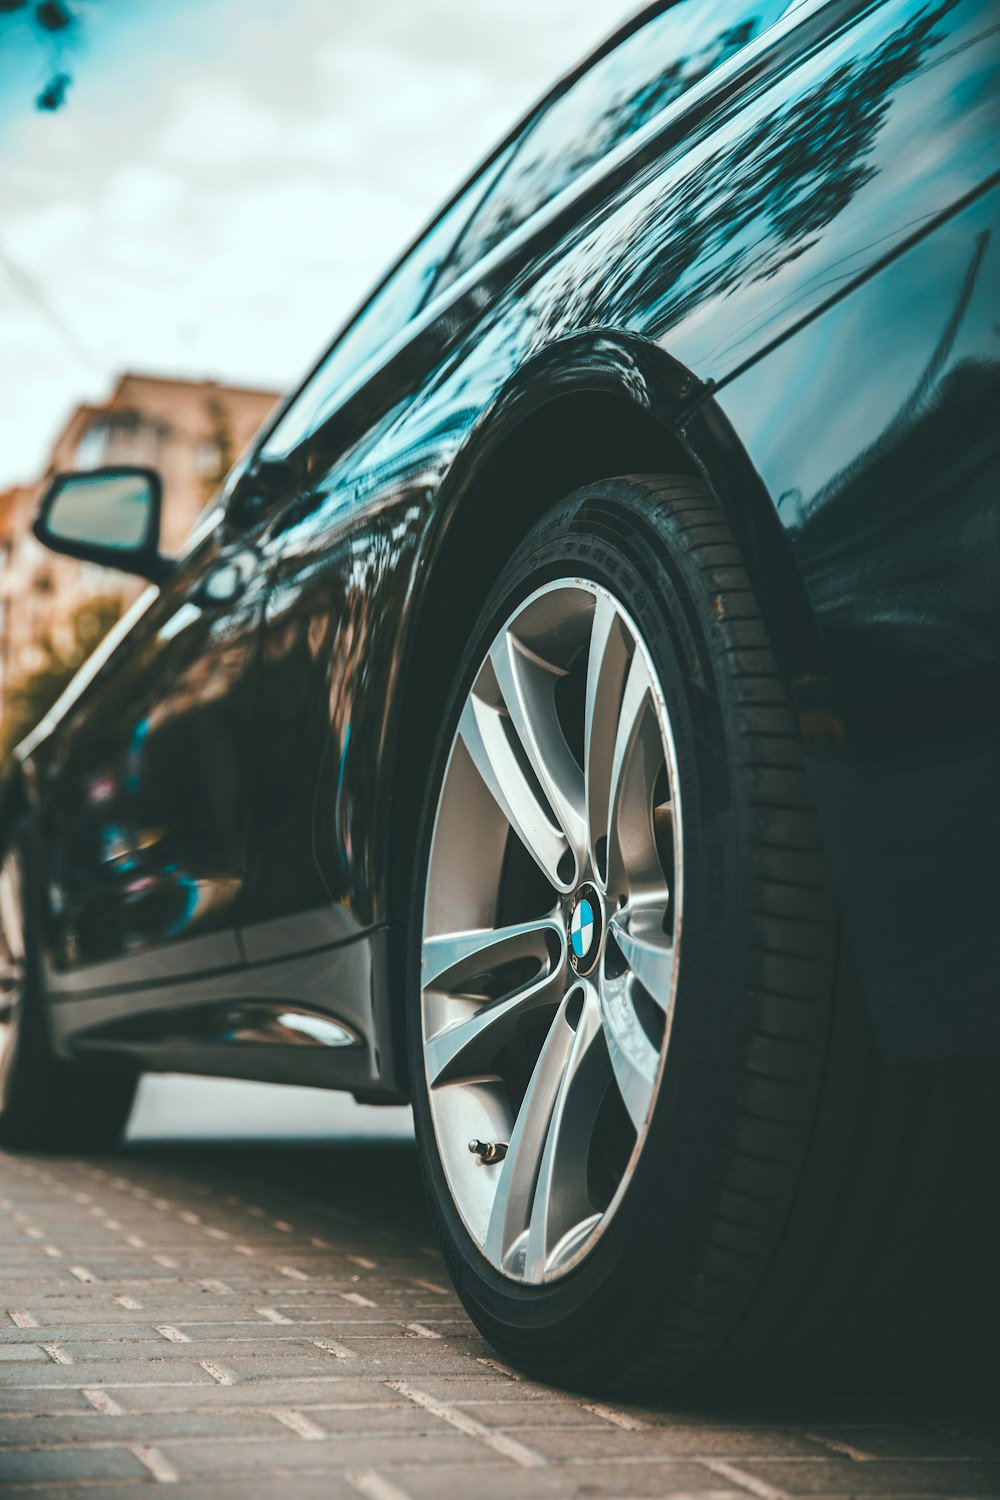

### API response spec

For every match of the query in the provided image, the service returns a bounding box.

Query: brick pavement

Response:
[2,1135,999,1498]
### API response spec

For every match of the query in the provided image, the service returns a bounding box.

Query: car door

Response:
[231,145,525,962]
[34,124,515,1027]
[36,486,291,1002]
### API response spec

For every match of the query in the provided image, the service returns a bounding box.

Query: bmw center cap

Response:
[569,884,602,975]
[571,900,594,959]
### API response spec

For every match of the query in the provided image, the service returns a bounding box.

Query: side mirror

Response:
[33,467,172,584]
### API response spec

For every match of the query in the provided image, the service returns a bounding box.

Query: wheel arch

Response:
[377,328,829,1088]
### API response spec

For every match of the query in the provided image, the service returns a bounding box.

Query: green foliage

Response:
[1,0,81,111]
[0,592,122,762]
[203,397,235,498]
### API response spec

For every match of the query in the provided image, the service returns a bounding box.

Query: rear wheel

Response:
[0,829,137,1151]
[406,474,1000,1392]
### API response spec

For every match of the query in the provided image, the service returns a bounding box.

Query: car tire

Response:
[0,826,137,1152]
[406,473,1000,1393]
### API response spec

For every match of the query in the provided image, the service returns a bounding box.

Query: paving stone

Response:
[0,1387,94,1416]
[57,1336,346,1362]
[0,1323,155,1343]
[13,1358,217,1387]
[160,1430,484,1477]
[454,1397,615,1430]
[731,1456,1000,1495]
[386,1459,743,1498]
[0,1410,304,1444]
[0,1446,151,1483]
[525,1425,827,1463]
[3,1142,998,1495]
[109,1377,408,1410]
[485,1412,835,1455]
[0,1482,361,1500]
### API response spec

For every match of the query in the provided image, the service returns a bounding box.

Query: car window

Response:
[258,143,515,461]
[438,0,788,292]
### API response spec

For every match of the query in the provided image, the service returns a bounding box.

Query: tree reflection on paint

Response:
[610,2,961,327]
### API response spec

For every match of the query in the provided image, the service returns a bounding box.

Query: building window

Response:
[76,413,164,469]
[75,422,109,469]
[196,439,221,476]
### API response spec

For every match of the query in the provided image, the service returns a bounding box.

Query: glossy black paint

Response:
[30,514,273,978]
[9,0,999,1090]
[716,181,1000,1059]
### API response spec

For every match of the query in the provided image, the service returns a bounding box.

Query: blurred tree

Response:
[202,397,235,500]
[0,593,122,761]
[0,0,82,111]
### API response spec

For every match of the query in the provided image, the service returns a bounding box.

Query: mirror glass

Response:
[45,471,154,552]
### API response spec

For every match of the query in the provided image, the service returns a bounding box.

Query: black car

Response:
[2,0,998,1392]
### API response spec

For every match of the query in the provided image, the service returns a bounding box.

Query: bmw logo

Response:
[568,883,603,975]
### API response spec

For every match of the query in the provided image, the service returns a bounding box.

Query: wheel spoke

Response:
[459,694,569,888]
[423,923,565,1087]
[483,998,574,1269]
[607,910,676,1012]
[584,594,630,885]
[490,631,586,873]
[523,983,606,1279]
[599,969,661,1134]
[605,650,667,899]
[483,984,604,1274]
[422,916,562,992]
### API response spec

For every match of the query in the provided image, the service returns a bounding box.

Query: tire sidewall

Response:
[406,479,749,1366]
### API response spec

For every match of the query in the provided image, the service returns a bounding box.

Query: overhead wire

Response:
[0,233,101,370]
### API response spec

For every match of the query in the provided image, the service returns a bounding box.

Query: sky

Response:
[0,0,634,490]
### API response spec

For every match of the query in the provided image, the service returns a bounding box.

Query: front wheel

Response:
[406,475,1000,1393]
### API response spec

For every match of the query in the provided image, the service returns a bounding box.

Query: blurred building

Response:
[0,372,279,719]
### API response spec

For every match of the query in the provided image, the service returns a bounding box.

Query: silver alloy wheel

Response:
[421,579,683,1284]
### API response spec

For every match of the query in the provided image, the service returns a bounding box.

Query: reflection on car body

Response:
[2,0,998,1390]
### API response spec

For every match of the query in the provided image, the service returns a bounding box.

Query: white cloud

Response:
[6,199,93,268]
[156,81,285,168]
[0,0,634,488]
[102,166,184,229]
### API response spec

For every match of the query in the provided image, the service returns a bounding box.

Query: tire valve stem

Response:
[468,1138,508,1165]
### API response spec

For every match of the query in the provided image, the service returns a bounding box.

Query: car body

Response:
[4,0,999,1104]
